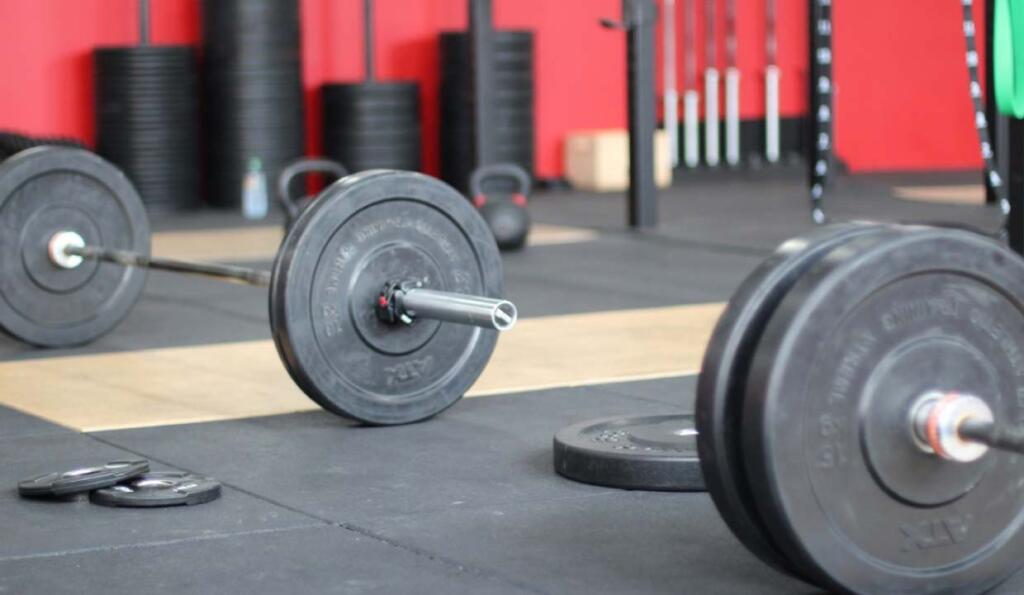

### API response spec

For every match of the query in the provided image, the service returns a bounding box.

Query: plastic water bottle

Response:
[242,157,268,220]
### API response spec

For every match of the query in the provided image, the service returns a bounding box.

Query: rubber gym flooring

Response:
[1,167,1019,594]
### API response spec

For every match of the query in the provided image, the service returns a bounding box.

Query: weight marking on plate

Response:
[385,355,434,386]
[815,332,876,471]
[591,428,694,454]
[413,219,459,261]
[880,292,966,332]
[968,308,1024,374]
[321,303,343,338]
[354,216,459,262]
[319,245,359,339]
[899,514,972,552]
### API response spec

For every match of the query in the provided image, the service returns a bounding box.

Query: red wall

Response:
[0,0,988,177]
[832,0,986,171]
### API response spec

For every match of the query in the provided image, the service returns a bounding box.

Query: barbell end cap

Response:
[491,300,518,331]
[48,231,85,269]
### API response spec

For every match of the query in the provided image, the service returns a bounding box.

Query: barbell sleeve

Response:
[397,288,517,331]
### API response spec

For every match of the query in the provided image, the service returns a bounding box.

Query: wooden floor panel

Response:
[892,184,985,205]
[0,303,723,432]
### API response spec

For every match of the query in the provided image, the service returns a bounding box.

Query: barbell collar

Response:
[906,392,1024,461]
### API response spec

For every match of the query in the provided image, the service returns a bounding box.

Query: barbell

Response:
[554,222,1024,594]
[701,223,1024,594]
[0,146,517,425]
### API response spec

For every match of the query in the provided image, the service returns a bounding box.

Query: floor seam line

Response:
[0,524,324,563]
[335,521,553,595]
[360,488,630,525]
[85,433,334,525]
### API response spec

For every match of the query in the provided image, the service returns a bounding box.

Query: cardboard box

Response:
[564,129,672,192]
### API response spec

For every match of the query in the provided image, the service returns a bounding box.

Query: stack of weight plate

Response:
[321,82,421,172]
[0,131,87,162]
[439,30,534,194]
[94,46,199,211]
[202,0,305,208]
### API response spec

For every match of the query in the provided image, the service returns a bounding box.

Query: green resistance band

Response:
[995,0,1024,118]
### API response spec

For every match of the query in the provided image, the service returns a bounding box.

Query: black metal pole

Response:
[984,0,1024,252]
[139,0,150,46]
[625,0,658,228]
[364,0,375,82]
[1008,118,1024,254]
[986,0,1005,205]
[470,0,497,168]
[807,0,832,224]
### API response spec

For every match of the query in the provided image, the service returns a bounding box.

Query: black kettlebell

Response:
[469,163,532,251]
[277,157,348,229]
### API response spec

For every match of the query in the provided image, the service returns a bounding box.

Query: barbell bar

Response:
[50,231,516,331]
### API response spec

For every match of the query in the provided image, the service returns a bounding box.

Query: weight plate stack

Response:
[201,0,305,208]
[94,46,200,212]
[0,131,87,162]
[321,81,421,173]
[439,30,534,193]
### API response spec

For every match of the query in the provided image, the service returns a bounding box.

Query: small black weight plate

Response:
[743,227,1024,594]
[553,414,703,491]
[270,170,503,425]
[90,471,221,508]
[0,147,150,347]
[18,460,149,497]
[696,222,889,577]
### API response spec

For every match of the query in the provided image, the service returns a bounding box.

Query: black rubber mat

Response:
[91,384,689,522]
[0,405,69,440]
[4,377,1024,593]
[0,525,535,594]
[501,235,760,317]
[530,168,999,251]
[0,432,314,560]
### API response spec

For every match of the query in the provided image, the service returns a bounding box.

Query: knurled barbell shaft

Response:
[67,245,272,287]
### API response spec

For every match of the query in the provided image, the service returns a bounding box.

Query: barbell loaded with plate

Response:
[0,146,517,425]
[697,223,1024,594]
[555,223,1024,594]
